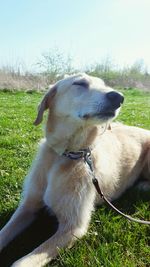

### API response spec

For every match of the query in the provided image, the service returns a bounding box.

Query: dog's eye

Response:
[73,80,89,88]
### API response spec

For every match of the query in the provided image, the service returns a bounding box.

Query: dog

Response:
[0,73,150,266]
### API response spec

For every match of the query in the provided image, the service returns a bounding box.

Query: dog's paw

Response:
[11,257,32,267]
[11,262,27,267]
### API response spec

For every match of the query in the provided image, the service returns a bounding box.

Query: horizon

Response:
[0,0,150,72]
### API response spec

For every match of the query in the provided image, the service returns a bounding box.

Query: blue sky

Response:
[0,0,150,71]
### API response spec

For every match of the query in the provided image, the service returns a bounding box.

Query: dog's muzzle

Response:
[81,91,124,120]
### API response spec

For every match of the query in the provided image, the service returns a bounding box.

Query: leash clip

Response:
[83,148,94,173]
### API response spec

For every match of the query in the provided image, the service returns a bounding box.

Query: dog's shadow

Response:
[0,208,58,267]
[113,184,150,213]
[0,186,150,267]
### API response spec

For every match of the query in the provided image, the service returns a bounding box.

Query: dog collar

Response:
[63,148,91,161]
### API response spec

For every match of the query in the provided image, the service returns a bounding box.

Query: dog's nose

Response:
[106,91,124,108]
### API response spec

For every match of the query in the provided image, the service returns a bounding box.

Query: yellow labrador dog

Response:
[0,73,150,266]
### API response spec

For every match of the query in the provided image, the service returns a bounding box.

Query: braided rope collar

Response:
[63,148,150,225]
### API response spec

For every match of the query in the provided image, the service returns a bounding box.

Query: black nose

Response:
[106,91,124,109]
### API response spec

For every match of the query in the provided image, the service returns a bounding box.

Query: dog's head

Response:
[34,73,124,127]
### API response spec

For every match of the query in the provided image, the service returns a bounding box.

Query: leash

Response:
[63,148,150,225]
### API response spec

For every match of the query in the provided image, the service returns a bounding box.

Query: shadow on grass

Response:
[113,186,150,212]
[0,208,58,267]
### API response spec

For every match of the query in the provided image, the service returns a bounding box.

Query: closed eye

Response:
[73,79,89,88]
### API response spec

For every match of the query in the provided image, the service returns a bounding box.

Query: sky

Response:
[0,0,150,72]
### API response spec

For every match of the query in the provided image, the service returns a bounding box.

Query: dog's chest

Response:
[43,158,92,210]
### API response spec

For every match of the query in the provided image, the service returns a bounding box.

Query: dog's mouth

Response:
[95,111,115,119]
[83,111,116,120]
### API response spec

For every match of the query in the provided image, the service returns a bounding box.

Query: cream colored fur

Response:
[0,73,150,267]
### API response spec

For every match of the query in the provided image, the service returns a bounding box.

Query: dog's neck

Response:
[45,114,99,155]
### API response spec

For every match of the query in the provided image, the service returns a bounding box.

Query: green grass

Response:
[0,89,150,267]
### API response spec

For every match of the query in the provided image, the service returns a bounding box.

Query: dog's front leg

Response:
[11,180,96,267]
[0,199,42,252]
[0,141,52,252]
[11,224,86,267]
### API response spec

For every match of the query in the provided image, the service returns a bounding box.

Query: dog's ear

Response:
[34,85,57,126]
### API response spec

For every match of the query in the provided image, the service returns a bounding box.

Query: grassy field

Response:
[0,89,150,267]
